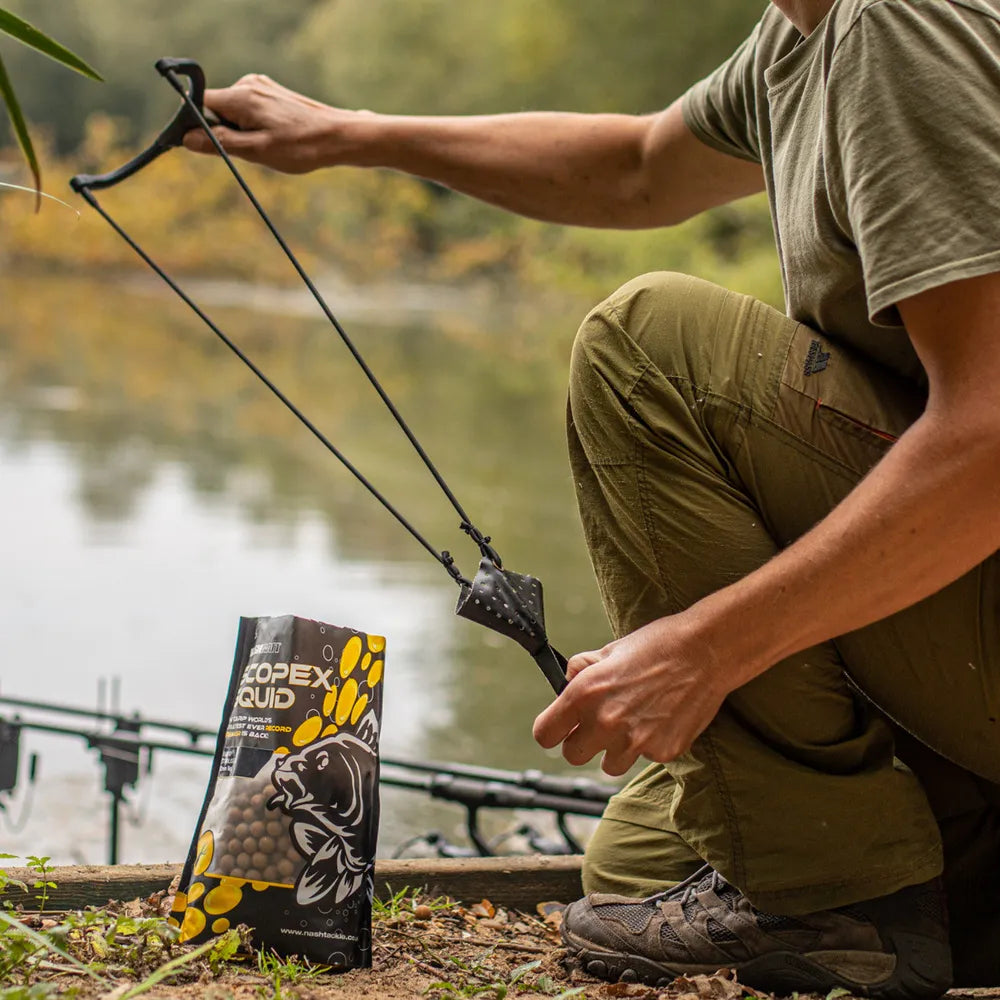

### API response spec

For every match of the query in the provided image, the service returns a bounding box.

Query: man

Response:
[185,0,1000,994]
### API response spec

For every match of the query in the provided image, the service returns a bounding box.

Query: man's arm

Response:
[533,270,1000,775]
[183,76,764,227]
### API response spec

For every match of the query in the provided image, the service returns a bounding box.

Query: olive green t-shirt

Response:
[682,0,1000,384]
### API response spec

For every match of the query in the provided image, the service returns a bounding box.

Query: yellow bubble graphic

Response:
[322,689,338,717]
[368,659,383,687]
[322,723,338,737]
[204,883,243,915]
[212,918,231,934]
[274,746,290,755]
[194,831,214,876]
[293,715,323,747]
[172,891,188,912]
[251,881,270,892]
[340,635,362,677]
[187,882,206,903]
[350,693,369,725]
[167,917,180,929]
[335,679,358,725]
[368,635,386,653]
[361,652,372,671]
[179,906,206,942]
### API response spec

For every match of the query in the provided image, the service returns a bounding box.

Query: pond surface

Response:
[0,268,615,866]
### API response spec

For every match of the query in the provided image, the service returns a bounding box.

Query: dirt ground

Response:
[8,891,1000,1000]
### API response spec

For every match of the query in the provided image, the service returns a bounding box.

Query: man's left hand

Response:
[532,612,731,776]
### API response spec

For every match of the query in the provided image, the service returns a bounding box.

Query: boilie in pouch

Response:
[170,615,385,968]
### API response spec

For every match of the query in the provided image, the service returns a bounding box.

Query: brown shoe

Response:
[561,866,952,998]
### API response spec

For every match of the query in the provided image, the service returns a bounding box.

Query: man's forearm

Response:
[343,110,657,228]
[191,79,765,227]
[691,407,1000,690]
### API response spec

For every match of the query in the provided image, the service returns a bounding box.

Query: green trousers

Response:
[570,272,1000,984]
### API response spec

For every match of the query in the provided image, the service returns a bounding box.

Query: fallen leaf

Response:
[666,970,746,1000]
[470,899,495,919]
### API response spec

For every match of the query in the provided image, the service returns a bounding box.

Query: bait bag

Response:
[170,614,385,968]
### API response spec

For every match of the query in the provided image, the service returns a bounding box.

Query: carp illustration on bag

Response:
[170,615,384,968]
[270,721,379,906]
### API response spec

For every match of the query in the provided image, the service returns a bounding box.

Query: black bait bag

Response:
[170,615,385,968]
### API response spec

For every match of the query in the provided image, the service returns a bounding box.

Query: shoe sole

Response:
[563,927,951,999]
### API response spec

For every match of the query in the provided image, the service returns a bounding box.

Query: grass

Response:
[0,854,832,1000]
[0,855,593,999]
[424,951,585,999]
[256,947,332,999]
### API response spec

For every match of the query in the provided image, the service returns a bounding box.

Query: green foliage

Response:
[24,856,55,913]
[0,909,110,987]
[114,931,235,999]
[295,0,763,116]
[0,0,316,152]
[255,947,331,998]
[0,53,39,195]
[0,986,60,1000]
[0,853,28,904]
[0,897,232,999]
[425,950,584,999]
[0,9,100,78]
[0,6,100,199]
[2,0,765,148]
[373,885,454,921]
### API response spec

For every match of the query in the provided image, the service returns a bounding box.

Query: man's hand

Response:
[183,74,365,174]
[532,612,732,777]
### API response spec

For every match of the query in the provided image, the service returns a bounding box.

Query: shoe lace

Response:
[647,863,718,908]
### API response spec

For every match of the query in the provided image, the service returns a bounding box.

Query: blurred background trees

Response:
[1,0,764,150]
[0,0,779,306]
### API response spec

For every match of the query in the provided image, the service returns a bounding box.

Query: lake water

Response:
[0,267,615,866]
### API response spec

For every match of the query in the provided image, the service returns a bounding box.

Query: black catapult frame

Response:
[71,58,569,695]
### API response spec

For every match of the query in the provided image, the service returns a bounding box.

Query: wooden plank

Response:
[375,855,583,910]
[0,856,583,912]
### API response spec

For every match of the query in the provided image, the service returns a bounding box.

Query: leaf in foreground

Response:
[0,9,102,80]
[0,51,39,209]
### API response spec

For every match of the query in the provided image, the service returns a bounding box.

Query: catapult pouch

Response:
[170,615,385,968]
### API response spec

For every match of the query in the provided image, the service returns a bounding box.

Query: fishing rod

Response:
[384,757,616,804]
[0,694,211,745]
[380,767,604,856]
[69,58,569,695]
[1,711,609,863]
[0,695,617,802]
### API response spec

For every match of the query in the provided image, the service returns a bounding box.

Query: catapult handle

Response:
[70,58,237,194]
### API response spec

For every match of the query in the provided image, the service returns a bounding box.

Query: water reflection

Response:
[0,270,612,863]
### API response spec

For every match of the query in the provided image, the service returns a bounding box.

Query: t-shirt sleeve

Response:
[681,24,762,164]
[825,1,1000,327]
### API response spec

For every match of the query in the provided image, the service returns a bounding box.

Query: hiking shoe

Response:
[561,865,952,998]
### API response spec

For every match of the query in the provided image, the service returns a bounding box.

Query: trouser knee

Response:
[569,271,708,452]
[571,270,705,374]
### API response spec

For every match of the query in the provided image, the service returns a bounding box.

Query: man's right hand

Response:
[183,74,368,174]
